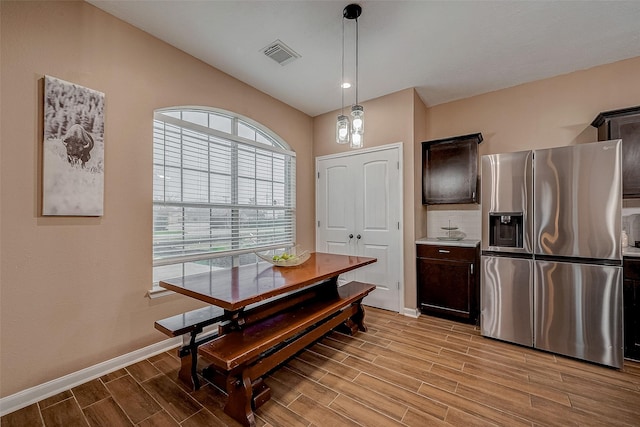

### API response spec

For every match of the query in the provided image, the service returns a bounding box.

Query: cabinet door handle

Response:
[438,249,450,254]
[357,234,361,239]
[471,264,474,274]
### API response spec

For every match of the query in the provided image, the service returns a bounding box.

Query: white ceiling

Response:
[88,0,640,117]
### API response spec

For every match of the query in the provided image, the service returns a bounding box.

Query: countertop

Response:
[416,237,480,248]
[415,239,640,255]
[416,238,640,255]
[624,246,640,258]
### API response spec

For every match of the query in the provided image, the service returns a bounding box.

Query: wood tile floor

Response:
[4,307,640,426]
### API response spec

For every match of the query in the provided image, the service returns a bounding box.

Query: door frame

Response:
[315,142,404,313]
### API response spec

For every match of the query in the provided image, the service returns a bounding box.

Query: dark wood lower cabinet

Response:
[416,243,479,324]
[624,258,640,361]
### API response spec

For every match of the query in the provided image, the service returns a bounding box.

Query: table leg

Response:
[338,300,368,335]
[219,308,247,334]
[177,329,201,390]
[352,300,368,332]
[317,276,339,298]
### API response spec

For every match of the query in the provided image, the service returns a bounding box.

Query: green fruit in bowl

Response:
[268,250,299,263]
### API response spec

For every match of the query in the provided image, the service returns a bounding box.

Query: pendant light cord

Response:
[341,17,345,116]
[355,16,359,105]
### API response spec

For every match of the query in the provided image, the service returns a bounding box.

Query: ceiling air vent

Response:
[262,39,301,66]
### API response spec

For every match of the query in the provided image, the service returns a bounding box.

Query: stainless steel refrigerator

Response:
[481,140,623,368]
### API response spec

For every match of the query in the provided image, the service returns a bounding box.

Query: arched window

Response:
[152,107,296,286]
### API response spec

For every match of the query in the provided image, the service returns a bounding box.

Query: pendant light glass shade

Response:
[350,105,364,148]
[336,114,351,144]
[351,104,364,135]
[350,131,363,149]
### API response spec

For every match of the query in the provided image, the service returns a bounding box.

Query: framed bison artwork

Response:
[43,76,105,216]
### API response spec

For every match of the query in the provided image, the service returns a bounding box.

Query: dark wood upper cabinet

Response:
[422,133,483,205]
[591,105,640,199]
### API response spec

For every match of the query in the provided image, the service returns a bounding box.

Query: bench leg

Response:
[352,301,368,333]
[224,371,255,427]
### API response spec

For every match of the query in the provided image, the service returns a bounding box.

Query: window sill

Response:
[147,287,175,299]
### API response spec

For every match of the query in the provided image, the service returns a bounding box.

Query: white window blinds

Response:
[152,109,296,268]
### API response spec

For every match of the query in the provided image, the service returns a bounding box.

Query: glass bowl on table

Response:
[256,245,310,267]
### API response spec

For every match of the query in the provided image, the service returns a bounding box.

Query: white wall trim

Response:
[403,307,420,318]
[0,337,181,417]
[315,141,404,162]
[147,286,176,299]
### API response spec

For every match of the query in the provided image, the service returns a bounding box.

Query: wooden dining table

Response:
[159,251,376,426]
[159,251,376,315]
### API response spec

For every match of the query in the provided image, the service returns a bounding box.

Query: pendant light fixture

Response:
[336,10,351,145]
[336,3,364,148]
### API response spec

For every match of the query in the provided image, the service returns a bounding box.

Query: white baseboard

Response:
[402,307,420,318]
[0,337,181,417]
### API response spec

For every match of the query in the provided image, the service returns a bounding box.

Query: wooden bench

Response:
[154,305,226,389]
[197,280,376,427]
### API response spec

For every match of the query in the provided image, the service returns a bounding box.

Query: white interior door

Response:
[316,144,403,312]
[316,158,353,255]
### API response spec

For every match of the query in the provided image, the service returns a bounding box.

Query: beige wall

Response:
[3,0,640,402]
[425,56,640,157]
[0,1,314,397]
[313,88,424,310]
[413,91,429,244]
